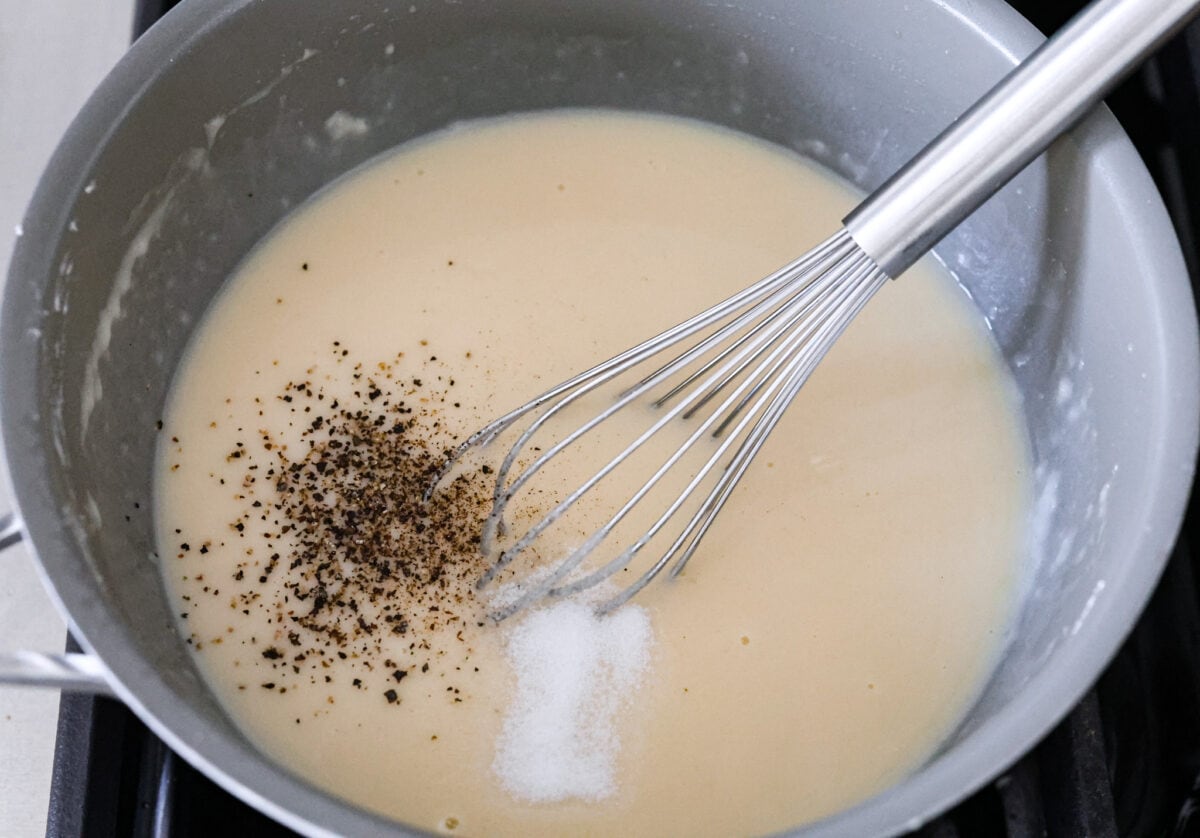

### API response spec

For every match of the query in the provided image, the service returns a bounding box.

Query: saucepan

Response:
[1,0,1197,835]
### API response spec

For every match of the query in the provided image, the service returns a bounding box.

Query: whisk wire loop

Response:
[580,252,887,614]
[475,242,849,593]
[440,230,891,618]
[490,267,859,616]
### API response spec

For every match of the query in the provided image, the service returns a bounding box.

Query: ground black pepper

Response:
[177,342,498,706]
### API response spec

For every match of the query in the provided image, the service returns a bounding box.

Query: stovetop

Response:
[45,1,1200,836]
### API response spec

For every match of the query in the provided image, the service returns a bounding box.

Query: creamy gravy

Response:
[155,110,1030,836]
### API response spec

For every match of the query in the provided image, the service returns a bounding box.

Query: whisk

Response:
[429,0,1200,619]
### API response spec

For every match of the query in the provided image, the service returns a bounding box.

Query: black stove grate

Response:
[45,2,1200,836]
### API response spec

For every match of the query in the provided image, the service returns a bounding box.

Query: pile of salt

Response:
[492,599,653,803]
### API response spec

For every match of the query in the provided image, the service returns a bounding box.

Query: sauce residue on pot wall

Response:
[154,110,1031,836]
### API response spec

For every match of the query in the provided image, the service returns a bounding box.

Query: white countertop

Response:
[0,2,134,834]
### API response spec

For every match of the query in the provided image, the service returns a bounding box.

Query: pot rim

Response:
[3,1,1197,835]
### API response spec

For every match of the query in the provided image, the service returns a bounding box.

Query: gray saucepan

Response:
[2,0,1198,835]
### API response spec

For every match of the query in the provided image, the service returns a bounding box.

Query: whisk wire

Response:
[647,235,857,409]
[423,232,855,505]
[601,257,886,602]
[470,236,858,560]
[477,247,844,592]
[707,263,863,437]
[472,232,889,618]
[476,232,857,561]
[491,284,841,615]
[676,264,846,422]
[591,259,888,615]
[668,260,888,574]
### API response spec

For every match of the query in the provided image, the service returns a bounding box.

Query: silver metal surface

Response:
[1,0,1197,836]
[0,511,101,696]
[846,0,1200,277]
[0,651,113,694]
[0,512,22,551]
[0,507,109,696]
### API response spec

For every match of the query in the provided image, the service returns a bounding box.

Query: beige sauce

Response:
[155,110,1030,836]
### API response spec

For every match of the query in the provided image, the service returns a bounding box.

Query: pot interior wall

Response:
[11,0,1182,829]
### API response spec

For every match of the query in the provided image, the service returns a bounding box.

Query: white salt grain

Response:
[493,599,652,803]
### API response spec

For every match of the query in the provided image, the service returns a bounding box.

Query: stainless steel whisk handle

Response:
[844,0,1200,279]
